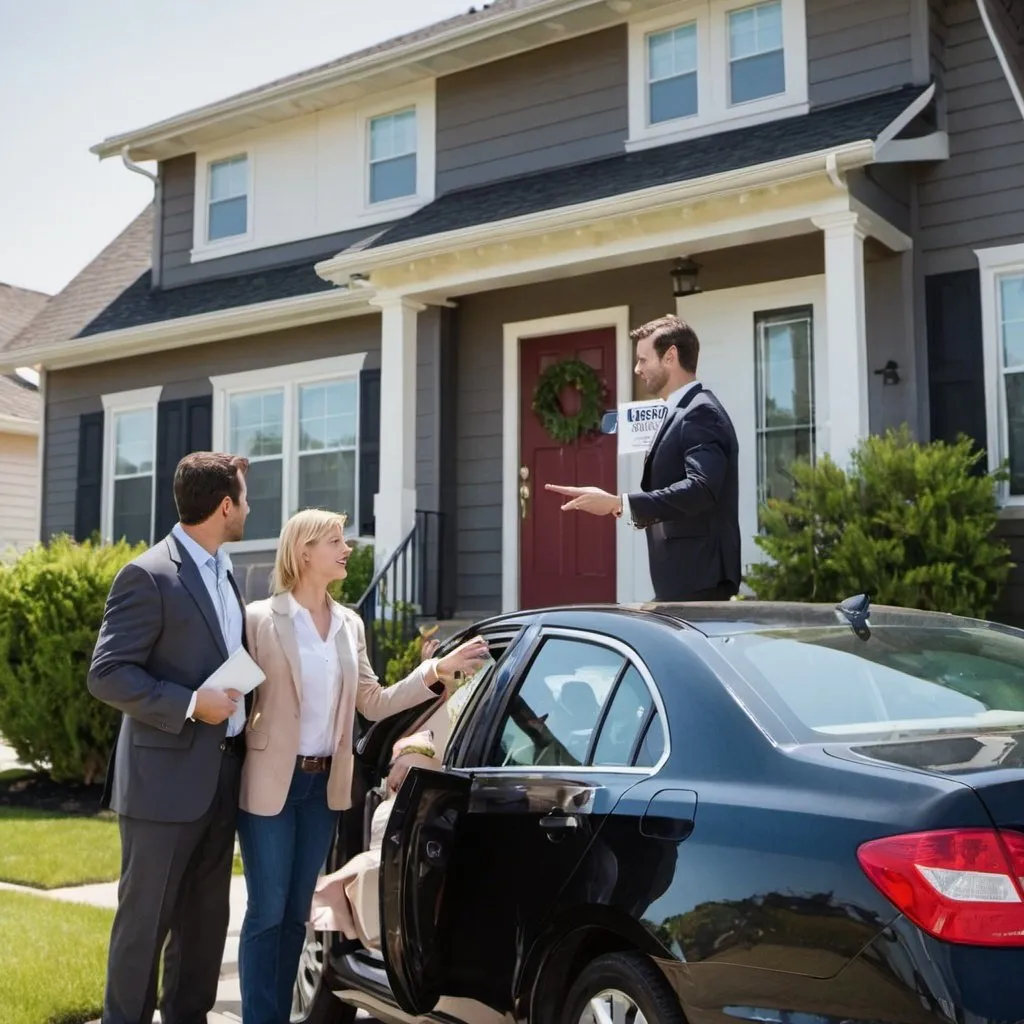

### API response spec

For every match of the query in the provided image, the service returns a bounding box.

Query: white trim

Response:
[875,132,949,164]
[0,414,39,437]
[316,141,875,284]
[100,386,163,545]
[0,289,373,373]
[626,0,809,151]
[501,306,632,613]
[977,242,1024,505]
[976,0,1024,124]
[355,84,437,224]
[191,149,255,262]
[210,353,368,553]
[874,81,936,147]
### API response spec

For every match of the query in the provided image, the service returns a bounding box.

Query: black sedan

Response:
[293,599,1024,1024]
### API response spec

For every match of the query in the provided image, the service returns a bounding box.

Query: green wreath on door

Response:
[531,359,606,444]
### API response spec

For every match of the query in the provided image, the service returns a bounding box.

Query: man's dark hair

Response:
[631,315,700,373]
[173,452,249,526]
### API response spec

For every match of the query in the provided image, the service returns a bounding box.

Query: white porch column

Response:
[372,295,424,566]
[814,212,870,465]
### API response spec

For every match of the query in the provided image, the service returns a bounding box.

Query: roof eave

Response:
[91,0,620,161]
[0,287,373,373]
[0,414,40,437]
[315,139,878,284]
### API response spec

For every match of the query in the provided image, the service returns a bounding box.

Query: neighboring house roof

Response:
[0,374,40,430]
[80,259,336,337]
[0,282,48,429]
[0,282,48,348]
[359,86,928,251]
[1,206,153,357]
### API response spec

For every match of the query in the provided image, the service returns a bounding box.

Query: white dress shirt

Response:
[174,524,246,737]
[621,380,701,527]
[289,593,345,757]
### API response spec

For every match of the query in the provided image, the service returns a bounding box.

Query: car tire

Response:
[291,929,357,1024]
[562,952,685,1024]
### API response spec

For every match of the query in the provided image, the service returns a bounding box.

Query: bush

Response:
[746,427,1013,618]
[0,536,147,784]
[328,542,374,605]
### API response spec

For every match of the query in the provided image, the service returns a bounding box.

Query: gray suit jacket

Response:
[88,532,245,823]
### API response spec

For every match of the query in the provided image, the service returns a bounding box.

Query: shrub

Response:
[746,427,1013,618]
[0,536,147,784]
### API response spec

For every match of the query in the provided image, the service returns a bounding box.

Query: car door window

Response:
[591,665,655,767]
[493,638,625,768]
[633,710,666,768]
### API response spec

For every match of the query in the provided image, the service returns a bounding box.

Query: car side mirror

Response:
[600,410,618,434]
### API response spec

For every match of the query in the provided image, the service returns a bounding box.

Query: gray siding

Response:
[807,0,915,108]
[452,237,826,617]
[434,26,628,195]
[919,0,1024,276]
[44,316,440,572]
[160,155,195,288]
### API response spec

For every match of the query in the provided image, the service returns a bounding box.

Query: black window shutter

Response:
[74,411,105,542]
[359,368,381,536]
[155,396,213,538]
[925,270,988,468]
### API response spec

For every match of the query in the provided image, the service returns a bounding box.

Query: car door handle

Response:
[539,810,578,831]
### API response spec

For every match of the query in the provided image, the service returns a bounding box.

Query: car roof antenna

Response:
[836,593,872,641]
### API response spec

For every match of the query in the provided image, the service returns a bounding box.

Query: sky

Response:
[0,0,473,297]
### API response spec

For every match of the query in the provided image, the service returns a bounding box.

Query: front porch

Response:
[332,179,918,618]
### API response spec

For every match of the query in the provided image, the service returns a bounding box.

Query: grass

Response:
[0,889,112,1024]
[0,808,120,890]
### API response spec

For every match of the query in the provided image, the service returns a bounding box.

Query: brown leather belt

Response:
[296,755,332,774]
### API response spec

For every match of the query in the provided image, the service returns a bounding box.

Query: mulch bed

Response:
[0,771,106,817]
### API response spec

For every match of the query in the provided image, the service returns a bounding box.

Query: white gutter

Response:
[92,0,593,160]
[121,146,163,287]
[316,139,877,283]
[0,287,372,373]
[0,414,40,437]
[976,0,1024,122]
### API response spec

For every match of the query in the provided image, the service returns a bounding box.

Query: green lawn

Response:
[0,808,120,890]
[0,889,112,1024]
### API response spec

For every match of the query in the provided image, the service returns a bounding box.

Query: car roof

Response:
[466,601,1002,639]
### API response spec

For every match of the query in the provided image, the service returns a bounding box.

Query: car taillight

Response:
[858,828,1024,947]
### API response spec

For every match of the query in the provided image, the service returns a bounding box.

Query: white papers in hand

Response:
[200,646,266,696]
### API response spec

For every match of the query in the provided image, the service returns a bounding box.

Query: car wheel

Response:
[562,952,685,1024]
[291,928,356,1024]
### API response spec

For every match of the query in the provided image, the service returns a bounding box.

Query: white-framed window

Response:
[627,0,808,150]
[207,154,249,242]
[754,306,814,506]
[369,108,418,204]
[977,244,1024,504]
[100,386,162,546]
[210,354,368,550]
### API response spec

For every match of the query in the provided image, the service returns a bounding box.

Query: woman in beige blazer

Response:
[236,508,487,1024]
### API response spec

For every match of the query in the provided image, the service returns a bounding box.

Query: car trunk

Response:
[828,729,1024,830]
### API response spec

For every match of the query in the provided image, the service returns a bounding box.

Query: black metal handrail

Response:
[355,510,448,681]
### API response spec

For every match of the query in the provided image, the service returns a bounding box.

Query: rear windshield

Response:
[714,624,1024,741]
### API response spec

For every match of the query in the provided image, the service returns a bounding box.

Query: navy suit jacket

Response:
[628,384,741,600]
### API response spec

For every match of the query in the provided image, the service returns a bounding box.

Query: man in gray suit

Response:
[89,451,251,1024]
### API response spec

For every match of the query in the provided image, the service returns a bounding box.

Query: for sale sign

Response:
[615,400,667,455]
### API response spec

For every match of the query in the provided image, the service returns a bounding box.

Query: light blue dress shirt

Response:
[172,523,246,737]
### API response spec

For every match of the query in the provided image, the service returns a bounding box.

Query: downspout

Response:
[121,145,162,290]
[976,0,1024,122]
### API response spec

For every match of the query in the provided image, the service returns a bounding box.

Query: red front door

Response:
[519,328,618,610]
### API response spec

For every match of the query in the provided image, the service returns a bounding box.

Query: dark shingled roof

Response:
[79,260,336,338]
[363,85,927,251]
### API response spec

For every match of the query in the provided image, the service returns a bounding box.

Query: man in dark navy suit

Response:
[547,314,741,602]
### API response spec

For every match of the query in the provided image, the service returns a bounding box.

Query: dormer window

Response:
[369,108,417,204]
[627,0,808,151]
[728,1,785,105]
[207,155,249,241]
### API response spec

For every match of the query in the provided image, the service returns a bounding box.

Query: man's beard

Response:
[645,368,669,396]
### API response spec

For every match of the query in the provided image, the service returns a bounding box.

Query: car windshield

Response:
[715,624,1024,741]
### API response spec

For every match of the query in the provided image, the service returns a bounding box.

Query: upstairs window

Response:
[647,22,699,124]
[369,108,417,204]
[207,155,248,241]
[728,1,785,104]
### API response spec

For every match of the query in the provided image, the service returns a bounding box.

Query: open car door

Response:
[379,765,471,1016]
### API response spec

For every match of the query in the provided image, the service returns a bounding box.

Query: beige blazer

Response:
[239,592,439,816]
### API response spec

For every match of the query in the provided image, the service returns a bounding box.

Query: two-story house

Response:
[2,0,1023,623]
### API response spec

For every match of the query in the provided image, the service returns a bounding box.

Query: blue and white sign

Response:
[616,399,667,455]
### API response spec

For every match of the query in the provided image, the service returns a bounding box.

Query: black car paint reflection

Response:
[314,603,1024,1024]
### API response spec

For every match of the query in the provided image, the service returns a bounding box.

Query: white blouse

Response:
[289,595,344,757]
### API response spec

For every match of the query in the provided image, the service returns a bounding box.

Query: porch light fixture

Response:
[670,258,702,298]
[874,359,900,386]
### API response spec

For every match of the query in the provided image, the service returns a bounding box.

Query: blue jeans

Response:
[237,767,340,1024]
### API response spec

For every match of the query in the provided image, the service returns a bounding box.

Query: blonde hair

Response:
[272,508,347,594]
